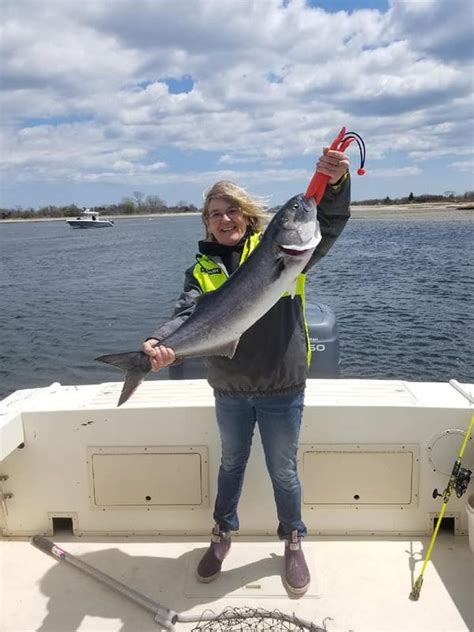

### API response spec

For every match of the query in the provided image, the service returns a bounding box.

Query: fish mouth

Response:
[279,235,318,256]
[279,245,313,256]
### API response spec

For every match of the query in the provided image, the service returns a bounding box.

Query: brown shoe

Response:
[284,530,310,594]
[196,524,231,583]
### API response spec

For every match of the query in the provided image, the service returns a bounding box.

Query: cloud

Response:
[387,0,474,62]
[0,0,472,205]
[369,166,423,178]
[450,159,474,173]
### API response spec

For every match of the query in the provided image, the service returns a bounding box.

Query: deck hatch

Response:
[88,446,209,508]
[301,444,419,506]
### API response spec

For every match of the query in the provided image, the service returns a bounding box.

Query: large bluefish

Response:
[96,193,320,406]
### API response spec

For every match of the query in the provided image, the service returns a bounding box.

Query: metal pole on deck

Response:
[31,536,178,629]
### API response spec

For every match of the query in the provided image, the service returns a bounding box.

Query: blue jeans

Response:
[213,390,307,539]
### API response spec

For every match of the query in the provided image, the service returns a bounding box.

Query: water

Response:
[0,214,472,400]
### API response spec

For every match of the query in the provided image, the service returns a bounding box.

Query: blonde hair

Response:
[202,181,269,240]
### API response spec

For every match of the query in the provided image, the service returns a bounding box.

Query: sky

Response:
[1,0,473,209]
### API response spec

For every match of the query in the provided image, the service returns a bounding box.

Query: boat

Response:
[1,377,472,631]
[66,209,114,229]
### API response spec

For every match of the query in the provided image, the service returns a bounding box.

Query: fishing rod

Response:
[409,380,473,601]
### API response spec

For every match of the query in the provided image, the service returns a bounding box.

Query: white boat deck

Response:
[1,378,473,631]
[2,532,472,631]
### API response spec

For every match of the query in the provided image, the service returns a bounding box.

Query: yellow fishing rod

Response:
[410,397,473,601]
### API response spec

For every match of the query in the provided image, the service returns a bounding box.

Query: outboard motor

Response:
[306,302,340,378]
[168,302,340,379]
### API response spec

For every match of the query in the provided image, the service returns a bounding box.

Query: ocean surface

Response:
[0,213,472,400]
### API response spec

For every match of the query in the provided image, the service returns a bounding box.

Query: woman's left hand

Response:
[316,148,350,184]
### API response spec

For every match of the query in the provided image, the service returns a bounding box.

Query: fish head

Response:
[269,194,321,259]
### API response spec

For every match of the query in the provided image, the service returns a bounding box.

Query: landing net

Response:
[183,605,327,631]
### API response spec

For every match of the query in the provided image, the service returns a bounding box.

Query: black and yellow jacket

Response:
[151,178,350,395]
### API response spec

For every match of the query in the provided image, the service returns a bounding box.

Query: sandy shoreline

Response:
[1,204,473,223]
[350,204,473,221]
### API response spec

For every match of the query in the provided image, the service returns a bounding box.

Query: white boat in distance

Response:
[66,209,114,228]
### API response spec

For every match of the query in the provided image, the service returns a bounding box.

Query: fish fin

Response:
[208,338,240,359]
[96,352,150,406]
[289,280,298,299]
[117,369,147,407]
[95,351,146,371]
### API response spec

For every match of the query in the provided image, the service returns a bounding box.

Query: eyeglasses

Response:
[207,207,242,222]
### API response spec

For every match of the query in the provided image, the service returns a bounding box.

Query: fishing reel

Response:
[432,458,472,500]
[454,467,473,497]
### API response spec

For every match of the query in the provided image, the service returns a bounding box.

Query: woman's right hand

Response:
[142,339,176,372]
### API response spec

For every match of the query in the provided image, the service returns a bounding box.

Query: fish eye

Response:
[292,202,299,209]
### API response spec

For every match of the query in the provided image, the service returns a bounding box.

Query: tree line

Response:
[0,191,199,220]
[1,189,474,221]
[351,190,474,206]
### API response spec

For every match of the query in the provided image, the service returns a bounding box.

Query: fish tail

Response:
[95,352,150,406]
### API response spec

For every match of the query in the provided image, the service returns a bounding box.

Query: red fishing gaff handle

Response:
[304,127,366,203]
[305,126,346,203]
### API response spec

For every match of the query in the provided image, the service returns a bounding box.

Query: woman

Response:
[143,147,350,594]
